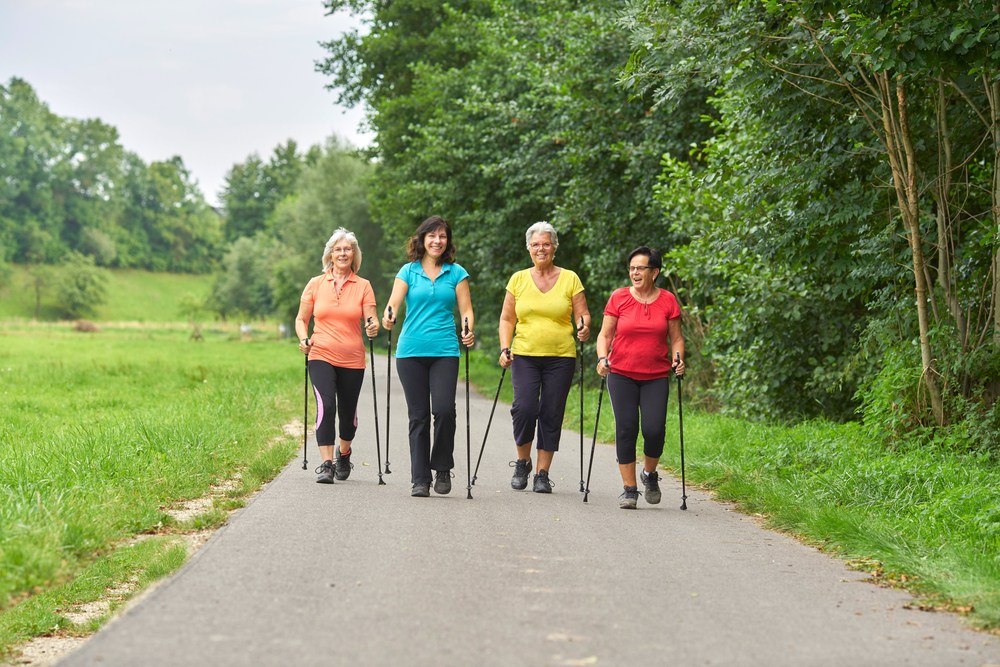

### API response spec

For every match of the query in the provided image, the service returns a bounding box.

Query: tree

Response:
[55,251,107,319]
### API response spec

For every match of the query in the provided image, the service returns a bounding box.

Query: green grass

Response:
[0,266,213,322]
[0,327,304,654]
[468,348,1000,630]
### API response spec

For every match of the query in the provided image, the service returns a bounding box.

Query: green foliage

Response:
[55,251,107,319]
[0,77,221,275]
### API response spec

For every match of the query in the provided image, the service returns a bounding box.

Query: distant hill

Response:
[0,266,214,323]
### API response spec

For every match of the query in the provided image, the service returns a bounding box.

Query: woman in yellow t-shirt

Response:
[498,222,591,493]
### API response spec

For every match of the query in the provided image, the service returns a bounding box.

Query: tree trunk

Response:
[933,78,966,346]
[879,74,945,425]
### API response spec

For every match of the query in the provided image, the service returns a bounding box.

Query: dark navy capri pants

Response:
[606,372,670,464]
[510,355,576,452]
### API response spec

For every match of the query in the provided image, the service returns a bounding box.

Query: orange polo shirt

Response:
[300,271,377,369]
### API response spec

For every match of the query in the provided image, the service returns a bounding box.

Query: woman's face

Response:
[329,238,354,271]
[423,227,448,260]
[628,253,659,290]
[528,232,554,267]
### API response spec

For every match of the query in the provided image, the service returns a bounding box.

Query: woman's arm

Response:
[381,278,408,329]
[571,291,591,342]
[498,290,516,368]
[295,299,313,354]
[595,314,617,376]
[668,317,686,376]
[455,278,475,347]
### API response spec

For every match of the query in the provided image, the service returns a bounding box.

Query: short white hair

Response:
[525,221,558,250]
[322,228,362,273]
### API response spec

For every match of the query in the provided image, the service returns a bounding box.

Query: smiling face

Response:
[528,232,554,267]
[328,238,354,272]
[628,253,659,290]
[423,226,448,262]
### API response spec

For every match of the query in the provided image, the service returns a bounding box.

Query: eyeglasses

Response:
[628,265,652,273]
[530,243,553,251]
[332,248,353,255]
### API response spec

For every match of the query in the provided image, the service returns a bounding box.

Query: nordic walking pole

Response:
[384,306,393,474]
[578,316,585,493]
[302,339,311,470]
[583,358,609,503]
[367,318,385,485]
[472,348,509,485]
[676,351,687,510]
[464,318,473,499]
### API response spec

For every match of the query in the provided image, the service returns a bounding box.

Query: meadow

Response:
[0,326,303,652]
[0,266,214,322]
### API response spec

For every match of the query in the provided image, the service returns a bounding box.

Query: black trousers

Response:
[510,355,576,452]
[308,360,366,447]
[606,372,670,464]
[395,356,459,484]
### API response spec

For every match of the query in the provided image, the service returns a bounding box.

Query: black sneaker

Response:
[532,469,553,494]
[509,458,532,490]
[641,470,661,504]
[411,482,430,497]
[315,460,335,484]
[434,470,453,495]
[619,485,640,509]
[335,449,354,481]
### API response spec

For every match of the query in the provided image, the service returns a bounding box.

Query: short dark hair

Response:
[627,246,662,270]
[407,216,456,264]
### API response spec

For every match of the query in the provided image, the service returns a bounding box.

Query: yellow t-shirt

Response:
[506,268,585,357]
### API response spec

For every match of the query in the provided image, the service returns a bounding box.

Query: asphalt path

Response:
[59,357,1000,666]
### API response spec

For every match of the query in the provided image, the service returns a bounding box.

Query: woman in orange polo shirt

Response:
[295,228,379,484]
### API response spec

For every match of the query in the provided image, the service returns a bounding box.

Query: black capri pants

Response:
[308,360,366,446]
[395,356,459,484]
[510,355,576,452]
[606,372,670,464]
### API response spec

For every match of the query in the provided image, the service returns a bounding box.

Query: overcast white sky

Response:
[0,0,371,206]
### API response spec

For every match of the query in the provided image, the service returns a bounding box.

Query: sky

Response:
[0,0,371,206]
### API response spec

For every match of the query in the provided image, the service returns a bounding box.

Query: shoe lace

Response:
[509,460,528,474]
[315,460,333,474]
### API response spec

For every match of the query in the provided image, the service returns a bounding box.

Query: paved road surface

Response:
[59,358,1000,666]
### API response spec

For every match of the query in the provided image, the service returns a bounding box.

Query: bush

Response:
[56,252,108,319]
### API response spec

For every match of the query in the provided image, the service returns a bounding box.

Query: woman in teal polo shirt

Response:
[382,216,475,497]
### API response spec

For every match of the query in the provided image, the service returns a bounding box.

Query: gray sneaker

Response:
[532,469,553,494]
[641,470,661,504]
[411,482,430,497]
[510,458,532,490]
[335,448,353,481]
[434,470,453,495]
[619,486,640,509]
[315,460,335,484]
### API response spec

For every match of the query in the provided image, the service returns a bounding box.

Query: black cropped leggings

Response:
[308,360,366,447]
[606,372,670,465]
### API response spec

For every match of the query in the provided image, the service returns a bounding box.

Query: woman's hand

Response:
[498,348,512,369]
[365,318,379,339]
[576,323,590,342]
[672,357,686,377]
[381,308,395,330]
[299,338,312,355]
[461,327,475,348]
[596,357,610,377]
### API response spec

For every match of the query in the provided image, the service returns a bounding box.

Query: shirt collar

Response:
[326,270,357,284]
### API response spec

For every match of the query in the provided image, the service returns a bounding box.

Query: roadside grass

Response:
[468,349,1000,631]
[0,266,214,322]
[0,329,303,654]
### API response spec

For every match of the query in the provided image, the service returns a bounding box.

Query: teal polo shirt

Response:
[395,261,470,358]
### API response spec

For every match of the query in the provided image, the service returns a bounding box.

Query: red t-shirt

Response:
[603,287,682,381]
[301,271,376,369]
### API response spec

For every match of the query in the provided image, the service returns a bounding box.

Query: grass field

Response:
[0,327,303,653]
[0,266,214,322]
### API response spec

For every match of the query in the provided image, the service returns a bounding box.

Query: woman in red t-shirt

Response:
[295,228,379,485]
[595,246,685,509]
